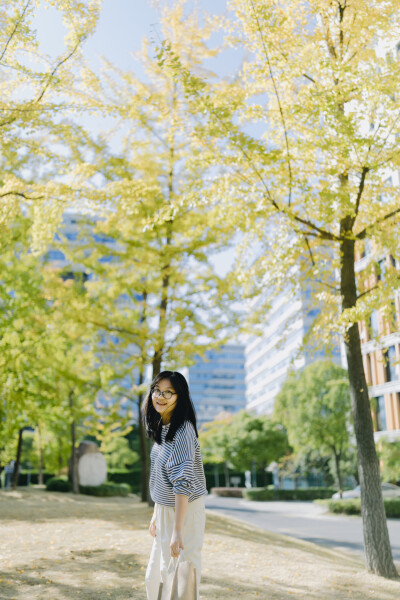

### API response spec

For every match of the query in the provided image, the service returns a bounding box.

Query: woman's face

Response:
[152,378,178,423]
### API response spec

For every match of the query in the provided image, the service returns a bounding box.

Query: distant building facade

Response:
[355,242,400,441]
[245,285,341,416]
[188,345,247,428]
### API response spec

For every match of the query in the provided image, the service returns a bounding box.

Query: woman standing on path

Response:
[143,371,208,600]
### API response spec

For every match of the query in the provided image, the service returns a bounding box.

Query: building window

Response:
[377,259,386,281]
[384,346,398,382]
[375,396,387,431]
[369,310,379,337]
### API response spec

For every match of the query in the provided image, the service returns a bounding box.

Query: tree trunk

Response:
[58,437,63,476]
[224,461,230,487]
[214,464,220,487]
[37,423,44,486]
[332,447,343,499]
[340,226,397,578]
[12,428,24,490]
[152,269,170,379]
[138,369,149,503]
[69,391,79,494]
[262,461,269,486]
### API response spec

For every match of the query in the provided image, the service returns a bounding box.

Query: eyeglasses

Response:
[152,387,177,400]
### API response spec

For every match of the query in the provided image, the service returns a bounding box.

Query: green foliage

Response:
[79,482,131,497]
[275,360,352,489]
[243,487,336,501]
[275,361,351,454]
[101,437,139,470]
[377,438,400,483]
[199,415,233,465]
[228,411,288,472]
[46,477,72,493]
[20,428,71,474]
[200,411,288,472]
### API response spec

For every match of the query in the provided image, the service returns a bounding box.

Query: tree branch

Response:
[35,39,82,104]
[0,191,45,200]
[357,207,400,240]
[353,166,369,219]
[249,0,293,207]
[0,0,32,62]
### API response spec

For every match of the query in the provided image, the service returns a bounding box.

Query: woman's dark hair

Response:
[142,371,198,444]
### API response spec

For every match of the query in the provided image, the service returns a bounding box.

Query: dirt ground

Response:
[0,488,400,600]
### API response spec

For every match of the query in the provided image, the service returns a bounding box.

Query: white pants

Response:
[145,495,206,600]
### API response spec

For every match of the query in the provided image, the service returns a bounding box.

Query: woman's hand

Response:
[170,527,184,558]
[149,515,156,538]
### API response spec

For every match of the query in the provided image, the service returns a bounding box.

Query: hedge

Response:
[107,468,141,493]
[46,477,72,492]
[79,483,131,497]
[16,471,56,486]
[320,497,400,518]
[243,486,337,501]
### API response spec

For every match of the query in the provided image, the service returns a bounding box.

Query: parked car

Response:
[332,482,400,500]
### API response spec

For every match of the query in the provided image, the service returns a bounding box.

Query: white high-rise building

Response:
[245,285,341,416]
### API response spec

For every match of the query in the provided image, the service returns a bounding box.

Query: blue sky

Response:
[35,1,232,73]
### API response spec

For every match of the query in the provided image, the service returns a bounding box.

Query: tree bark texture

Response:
[12,428,23,490]
[340,229,397,578]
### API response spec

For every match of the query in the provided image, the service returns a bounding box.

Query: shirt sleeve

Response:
[165,421,196,497]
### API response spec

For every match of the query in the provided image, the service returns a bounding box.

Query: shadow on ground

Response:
[0,549,146,600]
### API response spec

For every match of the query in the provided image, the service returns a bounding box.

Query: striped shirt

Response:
[149,420,208,507]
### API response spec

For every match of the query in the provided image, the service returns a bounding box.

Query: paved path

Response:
[205,495,400,561]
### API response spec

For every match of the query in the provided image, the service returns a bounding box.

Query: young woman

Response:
[143,371,208,600]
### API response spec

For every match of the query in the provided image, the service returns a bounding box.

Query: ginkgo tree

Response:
[158,0,400,579]
[0,0,101,252]
[57,2,246,501]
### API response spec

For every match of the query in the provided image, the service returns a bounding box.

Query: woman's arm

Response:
[170,493,189,557]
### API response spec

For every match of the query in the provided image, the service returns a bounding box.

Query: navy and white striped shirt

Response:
[149,420,208,507]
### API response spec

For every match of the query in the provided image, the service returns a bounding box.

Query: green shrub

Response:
[384,498,400,518]
[79,482,131,497]
[210,487,244,498]
[45,477,72,493]
[243,486,336,501]
[326,498,361,515]
[324,497,400,517]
